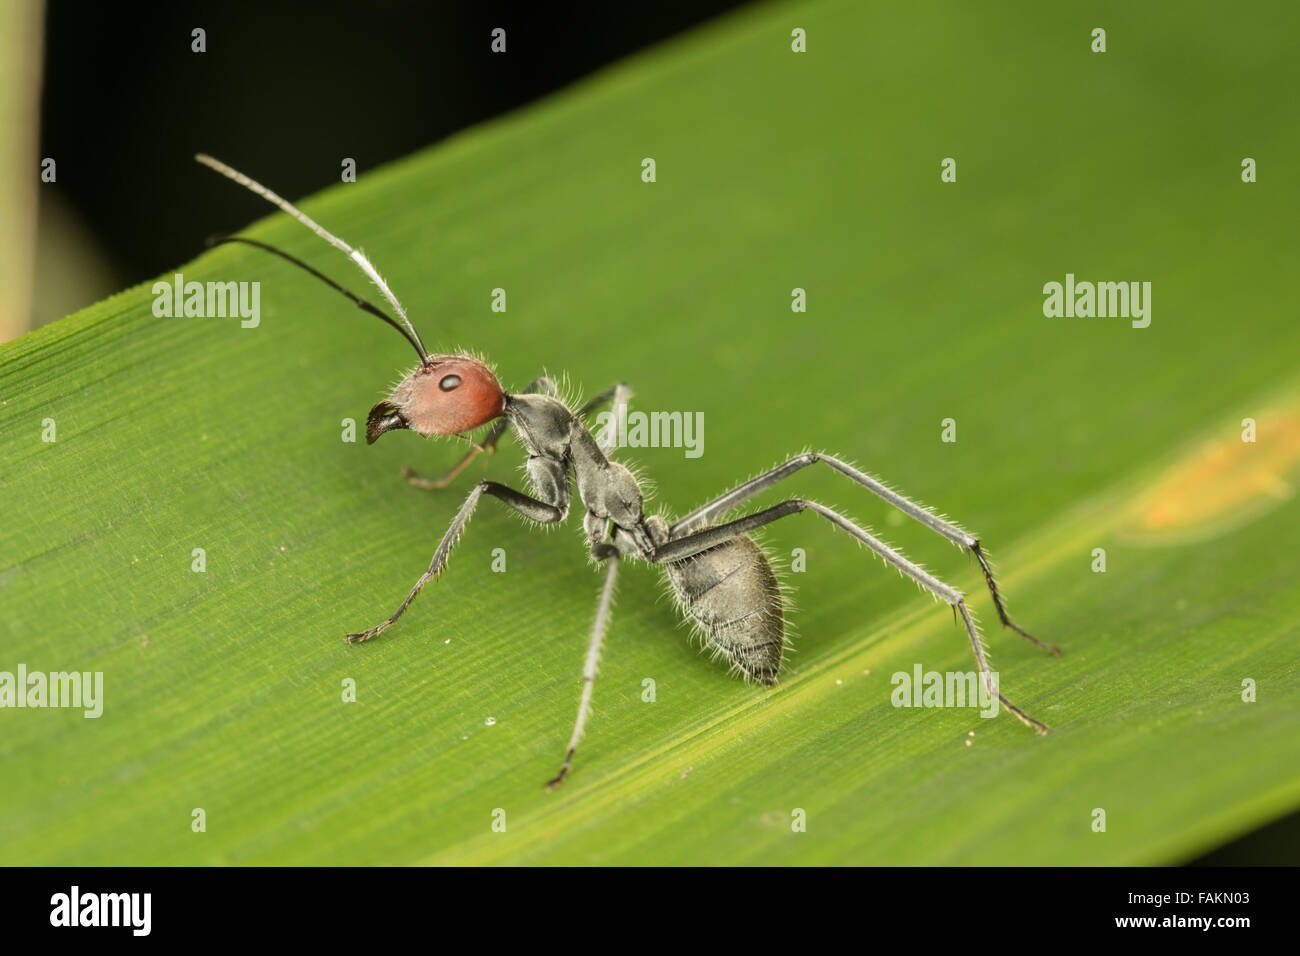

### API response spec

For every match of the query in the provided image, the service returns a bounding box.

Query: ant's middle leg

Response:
[670,452,1058,656]
[403,375,559,490]
[547,540,620,790]
[345,480,563,643]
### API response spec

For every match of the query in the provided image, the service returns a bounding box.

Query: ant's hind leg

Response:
[669,452,1059,656]
[547,546,620,789]
[969,544,1057,655]
[652,498,1048,733]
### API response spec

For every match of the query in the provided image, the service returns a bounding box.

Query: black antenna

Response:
[195,154,429,362]
[206,235,427,361]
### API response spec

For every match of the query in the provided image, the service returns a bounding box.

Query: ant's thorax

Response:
[504,392,654,557]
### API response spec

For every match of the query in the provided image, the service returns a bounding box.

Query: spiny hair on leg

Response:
[813,504,946,605]
[812,448,978,552]
[963,601,994,674]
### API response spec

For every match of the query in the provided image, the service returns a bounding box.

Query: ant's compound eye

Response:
[439,374,461,392]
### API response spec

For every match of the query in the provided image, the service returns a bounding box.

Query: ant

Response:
[197,155,1059,789]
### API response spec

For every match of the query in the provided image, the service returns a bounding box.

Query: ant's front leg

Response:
[345,480,564,643]
[401,418,510,490]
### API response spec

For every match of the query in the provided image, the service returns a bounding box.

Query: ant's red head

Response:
[192,160,507,446]
[367,354,506,444]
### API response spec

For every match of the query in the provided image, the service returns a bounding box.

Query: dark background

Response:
[39,0,748,294]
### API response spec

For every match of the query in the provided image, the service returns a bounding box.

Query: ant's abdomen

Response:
[662,533,786,685]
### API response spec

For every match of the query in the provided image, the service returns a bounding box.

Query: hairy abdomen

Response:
[663,534,786,684]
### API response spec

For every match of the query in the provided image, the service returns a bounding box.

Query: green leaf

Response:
[3,0,1298,865]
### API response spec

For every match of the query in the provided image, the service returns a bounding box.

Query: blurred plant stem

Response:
[0,0,44,343]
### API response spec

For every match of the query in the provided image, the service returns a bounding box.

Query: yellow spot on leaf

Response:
[1125,411,1300,544]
